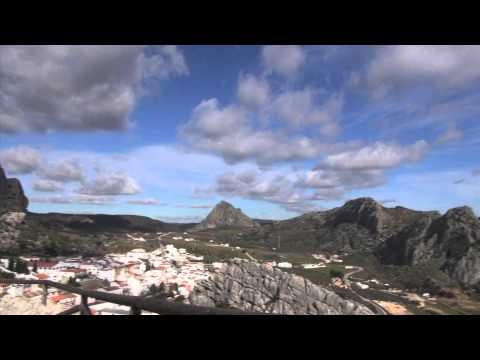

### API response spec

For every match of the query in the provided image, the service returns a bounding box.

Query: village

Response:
[0,231,220,315]
[0,231,436,315]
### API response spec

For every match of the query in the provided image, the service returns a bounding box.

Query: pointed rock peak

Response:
[344,197,381,209]
[328,197,385,234]
[216,200,235,208]
[193,200,258,231]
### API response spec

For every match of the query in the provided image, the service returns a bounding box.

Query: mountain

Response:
[257,197,439,252]
[378,206,480,290]
[0,166,28,213]
[193,200,258,231]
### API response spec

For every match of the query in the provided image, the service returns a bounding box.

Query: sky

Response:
[0,45,479,222]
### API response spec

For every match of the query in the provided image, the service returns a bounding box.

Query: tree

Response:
[32,261,38,273]
[7,257,15,271]
[330,269,344,279]
[15,258,30,275]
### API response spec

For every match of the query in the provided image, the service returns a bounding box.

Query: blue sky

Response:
[0,45,479,221]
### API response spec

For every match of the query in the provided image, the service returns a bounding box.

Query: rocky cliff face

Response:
[193,201,258,231]
[267,197,438,252]
[0,165,28,254]
[0,166,28,213]
[189,259,374,315]
[378,206,480,289]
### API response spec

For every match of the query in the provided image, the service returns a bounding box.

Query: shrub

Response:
[329,269,344,279]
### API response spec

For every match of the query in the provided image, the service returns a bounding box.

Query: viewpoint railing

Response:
[0,278,258,315]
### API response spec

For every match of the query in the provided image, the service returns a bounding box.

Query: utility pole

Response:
[277,235,281,250]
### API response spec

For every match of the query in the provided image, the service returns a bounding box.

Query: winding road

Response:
[343,266,388,315]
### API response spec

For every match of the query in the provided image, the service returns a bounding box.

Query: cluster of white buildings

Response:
[0,240,222,315]
[102,244,211,298]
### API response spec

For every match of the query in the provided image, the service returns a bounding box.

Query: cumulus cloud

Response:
[0,145,42,175]
[237,74,270,109]
[273,90,343,136]
[296,168,386,195]
[319,141,429,171]
[37,159,84,182]
[210,170,323,214]
[179,97,332,165]
[77,171,141,196]
[127,198,165,206]
[0,45,188,133]
[30,194,114,205]
[365,45,480,97]
[33,179,64,192]
[261,45,306,78]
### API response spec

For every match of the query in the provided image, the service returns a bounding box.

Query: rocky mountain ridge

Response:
[377,205,480,289]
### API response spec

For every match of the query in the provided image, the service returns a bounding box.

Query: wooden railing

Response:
[0,278,258,315]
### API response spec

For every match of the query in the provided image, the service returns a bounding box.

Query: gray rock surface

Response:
[0,166,28,213]
[378,206,480,288]
[189,259,374,315]
[193,201,258,231]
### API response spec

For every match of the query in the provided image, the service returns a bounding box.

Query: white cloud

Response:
[33,179,64,192]
[0,45,188,133]
[0,145,42,175]
[261,45,306,78]
[127,198,165,206]
[77,171,141,196]
[30,194,114,205]
[179,97,334,165]
[237,73,270,109]
[366,45,480,97]
[209,169,324,214]
[37,159,84,182]
[273,89,343,136]
[321,141,429,171]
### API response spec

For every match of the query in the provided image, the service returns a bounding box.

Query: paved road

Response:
[343,266,388,315]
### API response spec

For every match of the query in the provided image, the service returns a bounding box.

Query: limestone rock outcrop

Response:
[189,259,374,315]
[0,166,28,213]
[378,206,480,289]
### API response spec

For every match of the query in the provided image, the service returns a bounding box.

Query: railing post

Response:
[80,295,92,315]
[42,284,48,306]
[130,306,142,315]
